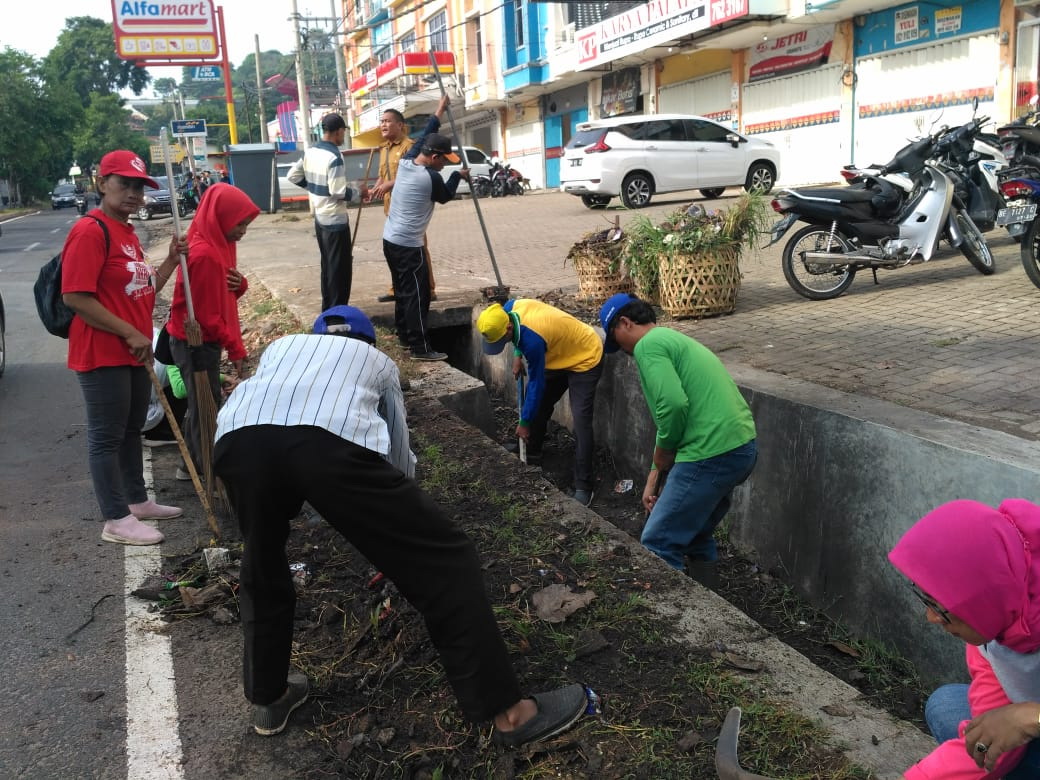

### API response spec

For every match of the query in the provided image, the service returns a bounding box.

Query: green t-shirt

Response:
[632,326,755,463]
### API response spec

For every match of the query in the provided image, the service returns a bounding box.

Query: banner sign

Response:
[749,25,833,82]
[112,0,219,59]
[149,143,186,163]
[575,0,748,70]
[600,68,641,117]
[348,51,455,97]
[171,118,208,138]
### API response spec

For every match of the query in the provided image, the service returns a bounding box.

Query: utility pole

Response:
[292,0,313,149]
[254,34,269,143]
[331,0,351,148]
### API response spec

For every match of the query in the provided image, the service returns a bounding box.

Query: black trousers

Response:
[527,360,603,491]
[383,239,432,353]
[169,336,222,471]
[214,425,522,721]
[315,222,352,309]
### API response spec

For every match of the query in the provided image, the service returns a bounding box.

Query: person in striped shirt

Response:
[213,305,589,744]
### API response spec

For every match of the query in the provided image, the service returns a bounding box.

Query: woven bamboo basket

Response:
[658,246,741,319]
[570,246,634,301]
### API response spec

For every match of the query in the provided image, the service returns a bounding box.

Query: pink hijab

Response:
[186,182,260,265]
[888,499,1040,653]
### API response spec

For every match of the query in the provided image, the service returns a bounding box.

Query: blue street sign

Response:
[192,66,222,81]
[171,119,208,138]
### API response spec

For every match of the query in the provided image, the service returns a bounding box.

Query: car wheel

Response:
[136,206,151,221]
[744,164,775,194]
[581,195,611,209]
[700,188,725,199]
[620,173,653,208]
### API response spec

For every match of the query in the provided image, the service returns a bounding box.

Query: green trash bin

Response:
[224,143,280,213]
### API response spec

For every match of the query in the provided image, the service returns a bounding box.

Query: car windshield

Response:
[150,176,171,192]
[53,184,76,194]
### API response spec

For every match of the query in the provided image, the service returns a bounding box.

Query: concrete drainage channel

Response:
[365,302,937,778]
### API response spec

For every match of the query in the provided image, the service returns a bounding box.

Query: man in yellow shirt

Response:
[477,299,603,506]
[369,107,437,303]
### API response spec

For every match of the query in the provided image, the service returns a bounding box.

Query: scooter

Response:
[769,125,994,300]
[998,171,1040,289]
[75,193,88,216]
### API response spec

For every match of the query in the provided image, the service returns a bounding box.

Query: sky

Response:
[0,0,338,74]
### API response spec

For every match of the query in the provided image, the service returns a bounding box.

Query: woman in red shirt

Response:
[165,183,259,477]
[61,150,187,546]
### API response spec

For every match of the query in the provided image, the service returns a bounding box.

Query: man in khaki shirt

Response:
[369,108,437,302]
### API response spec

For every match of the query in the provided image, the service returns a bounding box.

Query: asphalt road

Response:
[0,209,312,779]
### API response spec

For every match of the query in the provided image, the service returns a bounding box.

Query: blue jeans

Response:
[926,684,1040,778]
[641,439,757,570]
[77,366,150,519]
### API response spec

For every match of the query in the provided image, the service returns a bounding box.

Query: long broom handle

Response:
[159,128,196,324]
[427,51,503,288]
[145,363,220,537]
[350,147,376,256]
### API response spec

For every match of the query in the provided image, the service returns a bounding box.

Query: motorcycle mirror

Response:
[972,96,979,113]
[1031,94,1039,107]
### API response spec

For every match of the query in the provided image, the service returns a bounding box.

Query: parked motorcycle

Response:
[998,171,1040,289]
[488,160,525,197]
[471,174,492,198]
[770,124,994,300]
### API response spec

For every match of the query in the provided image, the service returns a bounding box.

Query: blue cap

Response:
[598,293,638,354]
[313,305,376,344]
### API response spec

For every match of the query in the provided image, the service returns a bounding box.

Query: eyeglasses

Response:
[911,583,951,624]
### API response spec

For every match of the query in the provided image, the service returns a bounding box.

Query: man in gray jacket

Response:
[287,114,368,308]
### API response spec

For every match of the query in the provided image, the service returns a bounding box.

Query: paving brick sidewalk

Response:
[237,188,1040,441]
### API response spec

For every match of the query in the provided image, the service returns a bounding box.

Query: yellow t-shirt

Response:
[379,136,414,216]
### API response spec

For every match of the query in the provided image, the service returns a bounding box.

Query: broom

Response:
[145,363,220,537]
[160,128,225,515]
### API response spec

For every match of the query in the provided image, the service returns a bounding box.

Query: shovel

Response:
[715,707,776,780]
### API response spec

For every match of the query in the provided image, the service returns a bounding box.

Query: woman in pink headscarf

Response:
[889,499,1040,779]
[165,183,260,476]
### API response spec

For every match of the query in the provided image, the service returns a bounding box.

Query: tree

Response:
[0,48,76,204]
[42,17,151,107]
[74,94,151,175]
[153,78,178,98]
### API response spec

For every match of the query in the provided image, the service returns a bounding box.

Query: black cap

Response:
[422,134,461,163]
[321,113,347,132]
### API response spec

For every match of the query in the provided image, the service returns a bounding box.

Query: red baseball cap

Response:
[98,150,159,189]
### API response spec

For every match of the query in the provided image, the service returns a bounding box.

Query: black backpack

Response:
[34,215,110,338]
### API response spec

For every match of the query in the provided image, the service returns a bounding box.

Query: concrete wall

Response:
[463,311,1040,686]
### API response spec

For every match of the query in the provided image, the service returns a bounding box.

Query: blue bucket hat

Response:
[313,305,376,344]
[598,293,638,353]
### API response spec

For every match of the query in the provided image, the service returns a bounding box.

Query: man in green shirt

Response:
[599,293,757,575]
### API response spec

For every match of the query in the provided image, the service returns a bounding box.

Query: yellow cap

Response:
[477,303,509,343]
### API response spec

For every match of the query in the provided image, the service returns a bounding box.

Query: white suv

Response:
[441,146,492,195]
[560,114,780,209]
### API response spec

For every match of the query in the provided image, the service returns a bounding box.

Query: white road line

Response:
[123,449,185,779]
[24,242,40,252]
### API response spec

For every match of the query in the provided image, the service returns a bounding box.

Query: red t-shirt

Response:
[61,211,156,371]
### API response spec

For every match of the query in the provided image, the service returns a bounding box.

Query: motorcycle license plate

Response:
[769,213,796,244]
[570,158,582,167]
[996,203,1038,225]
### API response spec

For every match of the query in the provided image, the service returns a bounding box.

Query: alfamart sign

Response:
[111,0,219,59]
[576,0,749,70]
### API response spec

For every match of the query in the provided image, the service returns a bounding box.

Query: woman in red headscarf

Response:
[165,183,260,476]
[889,499,1040,779]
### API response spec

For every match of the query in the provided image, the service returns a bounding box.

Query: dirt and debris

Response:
[139,249,923,777]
